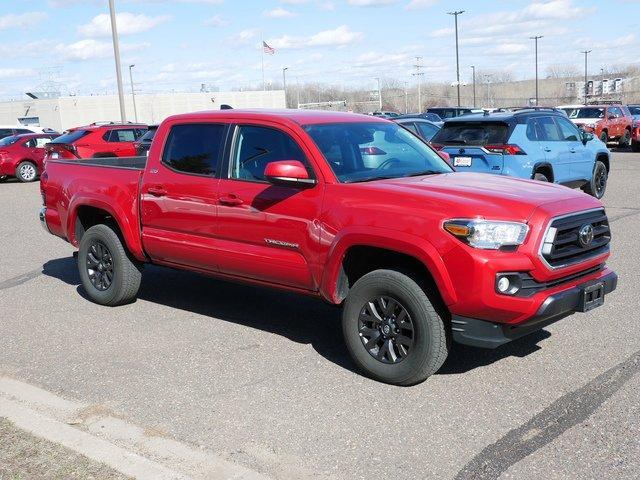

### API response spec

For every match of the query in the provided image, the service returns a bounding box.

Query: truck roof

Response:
[164,109,388,126]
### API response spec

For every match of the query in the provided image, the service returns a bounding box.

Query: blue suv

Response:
[430,109,610,198]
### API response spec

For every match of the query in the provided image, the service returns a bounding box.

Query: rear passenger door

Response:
[140,122,228,272]
[530,116,571,182]
[104,128,138,156]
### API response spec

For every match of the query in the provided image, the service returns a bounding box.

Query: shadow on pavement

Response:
[43,256,550,380]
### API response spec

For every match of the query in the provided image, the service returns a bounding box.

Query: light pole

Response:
[128,64,137,122]
[403,81,408,114]
[108,0,126,122]
[282,67,288,108]
[413,56,424,113]
[530,35,543,106]
[375,77,382,111]
[447,10,464,107]
[600,67,604,97]
[484,74,491,107]
[581,50,591,105]
[470,65,476,108]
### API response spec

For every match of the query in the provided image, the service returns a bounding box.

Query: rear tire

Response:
[600,131,608,144]
[78,224,142,306]
[342,269,449,386]
[15,161,38,182]
[581,160,608,199]
[533,172,549,182]
[618,129,631,148]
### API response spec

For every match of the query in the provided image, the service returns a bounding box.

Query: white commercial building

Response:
[0,90,286,132]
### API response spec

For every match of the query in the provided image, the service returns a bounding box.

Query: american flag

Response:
[263,41,275,55]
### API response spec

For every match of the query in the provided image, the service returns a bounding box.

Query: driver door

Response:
[214,123,323,290]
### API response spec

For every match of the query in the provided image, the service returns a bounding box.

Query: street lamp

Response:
[447,10,464,107]
[374,77,382,111]
[530,35,543,106]
[470,65,476,108]
[128,64,137,122]
[581,50,591,105]
[108,0,126,122]
[484,74,492,107]
[282,67,288,108]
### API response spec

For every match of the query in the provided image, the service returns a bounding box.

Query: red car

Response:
[40,110,617,385]
[0,133,58,182]
[45,122,147,161]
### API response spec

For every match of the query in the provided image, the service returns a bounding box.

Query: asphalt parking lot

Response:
[1,152,639,480]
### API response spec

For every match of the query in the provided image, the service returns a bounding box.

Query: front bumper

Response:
[452,270,618,348]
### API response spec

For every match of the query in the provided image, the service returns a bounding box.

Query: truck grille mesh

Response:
[541,209,610,269]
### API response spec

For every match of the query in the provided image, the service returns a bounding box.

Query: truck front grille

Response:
[540,209,610,269]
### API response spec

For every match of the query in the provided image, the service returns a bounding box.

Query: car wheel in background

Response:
[632,141,640,152]
[600,131,608,144]
[618,130,631,148]
[78,224,143,306]
[15,161,38,182]
[342,269,449,386]
[533,172,550,182]
[582,160,608,199]
[0,175,7,182]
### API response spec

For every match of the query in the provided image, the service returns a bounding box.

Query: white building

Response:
[0,90,286,132]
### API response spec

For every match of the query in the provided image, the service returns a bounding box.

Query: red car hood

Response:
[362,172,602,222]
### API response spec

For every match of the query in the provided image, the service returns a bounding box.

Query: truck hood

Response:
[571,118,601,126]
[360,172,601,222]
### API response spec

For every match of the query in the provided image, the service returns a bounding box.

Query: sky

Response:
[1,0,639,99]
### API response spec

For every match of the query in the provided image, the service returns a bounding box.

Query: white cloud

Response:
[406,0,437,9]
[54,39,149,61]
[227,29,259,45]
[0,12,47,31]
[0,68,36,79]
[203,15,230,27]
[269,25,363,49]
[263,7,297,18]
[78,13,170,38]
[348,0,397,5]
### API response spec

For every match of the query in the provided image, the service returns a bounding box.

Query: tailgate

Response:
[442,146,504,173]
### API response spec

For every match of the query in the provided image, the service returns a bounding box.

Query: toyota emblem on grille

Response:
[578,224,595,248]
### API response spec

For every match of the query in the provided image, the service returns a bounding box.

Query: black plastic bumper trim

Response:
[452,271,618,349]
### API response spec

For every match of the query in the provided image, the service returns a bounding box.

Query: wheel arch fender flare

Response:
[67,195,146,261]
[532,161,554,181]
[320,226,457,306]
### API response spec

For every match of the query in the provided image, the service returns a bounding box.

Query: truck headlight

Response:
[443,219,529,250]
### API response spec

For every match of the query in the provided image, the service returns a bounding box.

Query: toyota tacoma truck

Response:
[39,110,617,386]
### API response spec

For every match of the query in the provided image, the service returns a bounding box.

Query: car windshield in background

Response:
[628,106,640,116]
[50,130,89,144]
[431,122,509,146]
[0,136,20,146]
[304,122,451,183]
[566,108,605,119]
[138,127,158,142]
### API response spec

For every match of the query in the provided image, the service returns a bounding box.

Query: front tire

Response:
[600,131,608,144]
[78,224,142,306]
[342,269,449,386]
[618,129,631,148]
[533,172,549,182]
[582,160,608,199]
[15,161,38,182]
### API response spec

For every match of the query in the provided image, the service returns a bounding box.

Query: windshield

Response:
[628,106,640,116]
[0,135,19,146]
[431,122,509,146]
[304,122,451,183]
[564,107,605,119]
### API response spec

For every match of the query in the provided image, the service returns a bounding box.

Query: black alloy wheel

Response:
[593,162,607,198]
[358,296,414,364]
[86,240,114,291]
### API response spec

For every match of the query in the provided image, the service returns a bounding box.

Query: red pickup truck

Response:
[39,110,617,385]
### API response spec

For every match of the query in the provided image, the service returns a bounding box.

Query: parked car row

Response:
[0,121,148,183]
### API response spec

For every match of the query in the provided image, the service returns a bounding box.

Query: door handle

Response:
[219,195,243,206]
[569,147,576,153]
[543,147,551,152]
[147,185,167,197]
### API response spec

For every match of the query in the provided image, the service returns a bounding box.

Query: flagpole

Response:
[261,32,265,91]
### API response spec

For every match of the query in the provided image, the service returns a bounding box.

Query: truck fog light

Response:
[497,276,510,293]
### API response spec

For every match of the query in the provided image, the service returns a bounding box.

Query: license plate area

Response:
[453,156,472,167]
[580,282,605,312]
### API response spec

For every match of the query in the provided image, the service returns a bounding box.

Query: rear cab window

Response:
[161,123,227,176]
[431,122,510,146]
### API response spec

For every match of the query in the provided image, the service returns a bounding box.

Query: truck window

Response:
[161,123,226,176]
[229,125,310,182]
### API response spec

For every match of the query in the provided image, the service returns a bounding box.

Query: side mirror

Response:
[582,132,594,144]
[264,160,316,187]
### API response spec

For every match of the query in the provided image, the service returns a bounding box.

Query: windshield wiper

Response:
[404,170,443,177]
[344,175,398,184]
